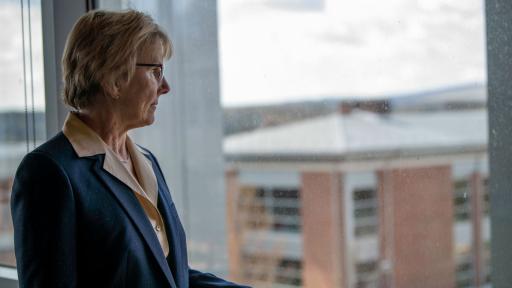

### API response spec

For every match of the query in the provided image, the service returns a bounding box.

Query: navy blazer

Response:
[11,132,250,288]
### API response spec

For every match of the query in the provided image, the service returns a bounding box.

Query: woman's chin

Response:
[131,115,155,129]
[144,113,156,126]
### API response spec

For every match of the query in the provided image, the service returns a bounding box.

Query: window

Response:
[222,1,488,287]
[454,180,471,222]
[452,168,490,287]
[0,0,45,267]
[238,187,301,233]
[34,0,500,287]
[353,188,378,237]
[355,260,378,288]
[241,253,302,287]
[455,255,473,288]
[483,178,489,215]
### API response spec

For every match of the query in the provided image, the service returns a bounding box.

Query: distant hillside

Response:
[223,84,486,136]
[223,100,339,136]
[390,83,486,111]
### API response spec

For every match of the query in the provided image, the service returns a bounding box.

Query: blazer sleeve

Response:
[189,268,252,288]
[11,152,77,288]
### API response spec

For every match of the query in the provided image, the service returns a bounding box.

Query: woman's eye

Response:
[153,69,161,80]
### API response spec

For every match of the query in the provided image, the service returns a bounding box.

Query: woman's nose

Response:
[159,76,170,95]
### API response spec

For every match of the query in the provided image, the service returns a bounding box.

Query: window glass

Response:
[221,1,488,288]
[0,0,45,267]
[100,0,488,287]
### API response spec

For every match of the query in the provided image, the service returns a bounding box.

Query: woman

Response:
[11,10,249,288]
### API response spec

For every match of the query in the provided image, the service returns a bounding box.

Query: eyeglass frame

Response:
[135,63,164,83]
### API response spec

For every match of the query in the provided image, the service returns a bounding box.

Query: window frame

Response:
[486,0,512,285]
[0,0,88,283]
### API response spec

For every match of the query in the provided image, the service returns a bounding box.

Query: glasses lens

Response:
[157,67,164,82]
[136,64,163,82]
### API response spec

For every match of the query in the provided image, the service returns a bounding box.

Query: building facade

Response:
[224,109,490,288]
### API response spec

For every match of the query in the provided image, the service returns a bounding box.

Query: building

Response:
[224,105,490,288]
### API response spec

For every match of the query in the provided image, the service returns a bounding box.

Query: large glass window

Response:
[0,0,45,267]
[221,1,487,288]
[100,0,488,287]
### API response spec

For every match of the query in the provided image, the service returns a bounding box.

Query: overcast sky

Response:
[1,0,486,110]
[218,0,486,107]
[0,1,44,111]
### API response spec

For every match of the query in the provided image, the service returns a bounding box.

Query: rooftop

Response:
[224,109,487,162]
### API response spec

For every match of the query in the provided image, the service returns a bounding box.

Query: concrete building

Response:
[224,108,490,288]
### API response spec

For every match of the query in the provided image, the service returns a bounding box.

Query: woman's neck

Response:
[74,108,129,159]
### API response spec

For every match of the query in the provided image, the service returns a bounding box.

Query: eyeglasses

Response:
[136,63,164,83]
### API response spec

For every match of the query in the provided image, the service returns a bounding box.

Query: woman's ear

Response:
[101,80,121,100]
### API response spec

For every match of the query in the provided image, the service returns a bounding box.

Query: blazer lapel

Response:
[91,156,177,288]
[144,154,186,282]
[156,179,183,278]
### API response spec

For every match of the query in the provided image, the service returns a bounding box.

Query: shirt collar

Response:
[126,136,158,205]
[62,112,107,157]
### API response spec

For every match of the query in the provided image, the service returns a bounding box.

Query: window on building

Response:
[238,187,301,233]
[241,253,302,287]
[354,188,378,237]
[454,180,471,222]
[483,240,491,286]
[355,260,379,288]
[275,258,302,287]
[455,254,473,288]
[483,178,489,215]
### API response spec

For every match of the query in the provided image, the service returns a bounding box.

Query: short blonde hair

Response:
[62,10,172,109]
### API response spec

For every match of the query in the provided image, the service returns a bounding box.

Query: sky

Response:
[0,0,44,111]
[218,0,487,107]
[0,0,486,110]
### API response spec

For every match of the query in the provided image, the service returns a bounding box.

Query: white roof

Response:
[224,109,487,160]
